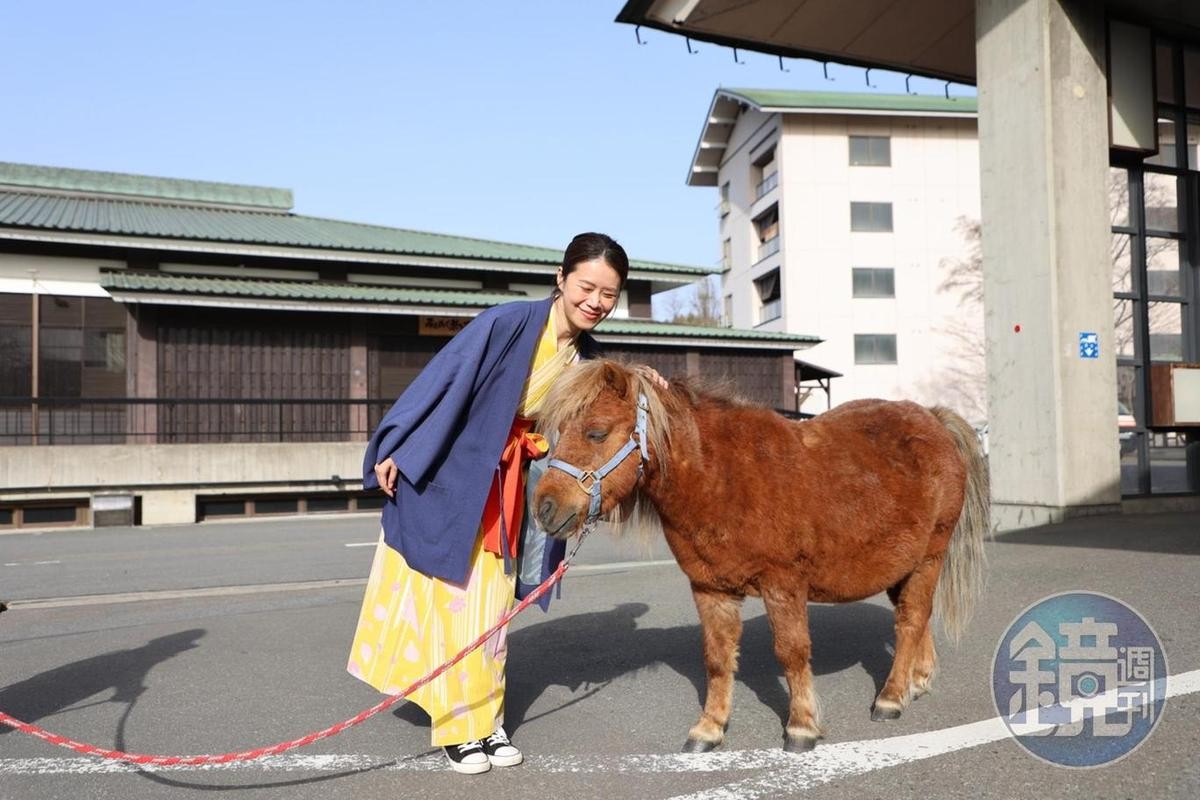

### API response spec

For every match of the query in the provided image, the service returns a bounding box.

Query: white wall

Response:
[0,253,123,296]
[719,111,983,421]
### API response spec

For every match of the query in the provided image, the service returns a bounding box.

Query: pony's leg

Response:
[682,586,743,753]
[885,584,938,701]
[873,555,943,720]
[911,627,938,700]
[761,580,821,752]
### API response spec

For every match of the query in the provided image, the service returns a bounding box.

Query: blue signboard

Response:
[1079,332,1099,359]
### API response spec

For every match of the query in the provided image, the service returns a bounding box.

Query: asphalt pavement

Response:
[0,511,1197,800]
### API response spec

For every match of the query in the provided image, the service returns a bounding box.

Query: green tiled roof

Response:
[0,162,710,277]
[0,190,707,275]
[721,88,976,115]
[0,161,292,210]
[99,271,818,346]
[100,271,525,308]
[599,319,817,344]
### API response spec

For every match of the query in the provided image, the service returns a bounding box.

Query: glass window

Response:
[719,182,730,217]
[1145,116,1178,168]
[36,295,127,398]
[1151,432,1196,493]
[854,334,898,365]
[0,293,32,396]
[1185,48,1200,109]
[1111,234,1133,293]
[1156,42,1175,105]
[22,505,79,525]
[850,202,893,232]
[1113,298,1136,359]
[852,267,896,298]
[721,238,732,272]
[849,135,891,166]
[1147,302,1183,361]
[307,496,349,513]
[200,499,247,518]
[356,495,386,511]
[1146,237,1182,297]
[254,498,298,515]
[1109,168,1130,227]
[755,269,781,324]
[754,206,780,261]
[1188,114,1200,170]
[1143,173,1179,232]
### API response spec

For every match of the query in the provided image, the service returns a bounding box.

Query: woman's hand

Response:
[637,366,669,391]
[374,457,398,498]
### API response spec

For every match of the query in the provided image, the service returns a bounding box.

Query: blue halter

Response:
[546,393,649,527]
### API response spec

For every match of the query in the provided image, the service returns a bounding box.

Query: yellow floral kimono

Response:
[347,314,576,746]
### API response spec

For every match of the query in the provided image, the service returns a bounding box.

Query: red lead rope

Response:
[0,550,577,766]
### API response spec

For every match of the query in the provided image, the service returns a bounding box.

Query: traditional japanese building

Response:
[0,162,820,528]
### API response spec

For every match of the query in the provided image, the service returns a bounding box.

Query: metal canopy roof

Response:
[618,0,1200,86]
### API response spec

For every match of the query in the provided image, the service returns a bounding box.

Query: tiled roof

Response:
[721,88,977,115]
[597,318,818,344]
[0,161,292,209]
[0,191,707,276]
[99,271,819,346]
[0,162,710,277]
[100,271,526,308]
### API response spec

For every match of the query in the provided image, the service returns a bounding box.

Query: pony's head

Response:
[534,360,670,539]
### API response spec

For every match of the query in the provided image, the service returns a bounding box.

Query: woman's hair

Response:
[555,232,630,296]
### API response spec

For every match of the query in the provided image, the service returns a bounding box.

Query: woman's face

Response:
[556,256,622,332]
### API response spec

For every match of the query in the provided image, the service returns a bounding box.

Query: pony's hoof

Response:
[870,703,902,721]
[682,737,719,753]
[783,735,817,753]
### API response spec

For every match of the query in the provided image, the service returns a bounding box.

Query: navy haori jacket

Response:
[363,296,597,586]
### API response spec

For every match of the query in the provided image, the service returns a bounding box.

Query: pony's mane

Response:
[542,362,715,544]
[538,360,676,467]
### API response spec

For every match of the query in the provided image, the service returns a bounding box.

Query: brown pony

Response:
[534,360,989,753]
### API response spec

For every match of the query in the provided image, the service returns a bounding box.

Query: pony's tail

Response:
[930,406,990,644]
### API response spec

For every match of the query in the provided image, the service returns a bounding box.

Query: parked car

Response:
[1118,401,1137,454]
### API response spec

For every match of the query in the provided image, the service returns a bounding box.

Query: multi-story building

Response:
[692,89,981,418]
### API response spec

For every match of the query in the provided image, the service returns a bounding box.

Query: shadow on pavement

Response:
[992,512,1200,555]
[494,600,896,733]
[0,629,205,736]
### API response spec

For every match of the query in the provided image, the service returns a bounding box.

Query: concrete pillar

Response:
[976,0,1120,530]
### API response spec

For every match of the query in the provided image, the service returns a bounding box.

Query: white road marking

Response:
[4,559,677,609]
[343,542,376,548]
[2,560,62,567]
[7,579,368,610]
[668,668,1200,800]
[3,669,1195,786]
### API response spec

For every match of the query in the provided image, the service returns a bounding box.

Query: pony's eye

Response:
[586,429,609,443]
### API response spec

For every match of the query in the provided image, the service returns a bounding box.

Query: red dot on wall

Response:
[1014,324,1021,333]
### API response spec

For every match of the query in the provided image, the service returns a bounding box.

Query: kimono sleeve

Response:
[362,315,495,488]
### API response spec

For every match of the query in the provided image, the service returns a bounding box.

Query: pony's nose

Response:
[537,497,558,530]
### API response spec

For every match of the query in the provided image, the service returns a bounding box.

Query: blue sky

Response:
[0,1,970,315]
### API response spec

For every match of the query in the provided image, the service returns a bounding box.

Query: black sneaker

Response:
[482,726,523,767]
[443,739,490,774]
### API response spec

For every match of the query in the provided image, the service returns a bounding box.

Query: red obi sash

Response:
[481,416,549,560]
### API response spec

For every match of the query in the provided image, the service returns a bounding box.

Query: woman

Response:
[347,232,638,774]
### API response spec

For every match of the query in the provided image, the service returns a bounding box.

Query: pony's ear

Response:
[599,360,631,398]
